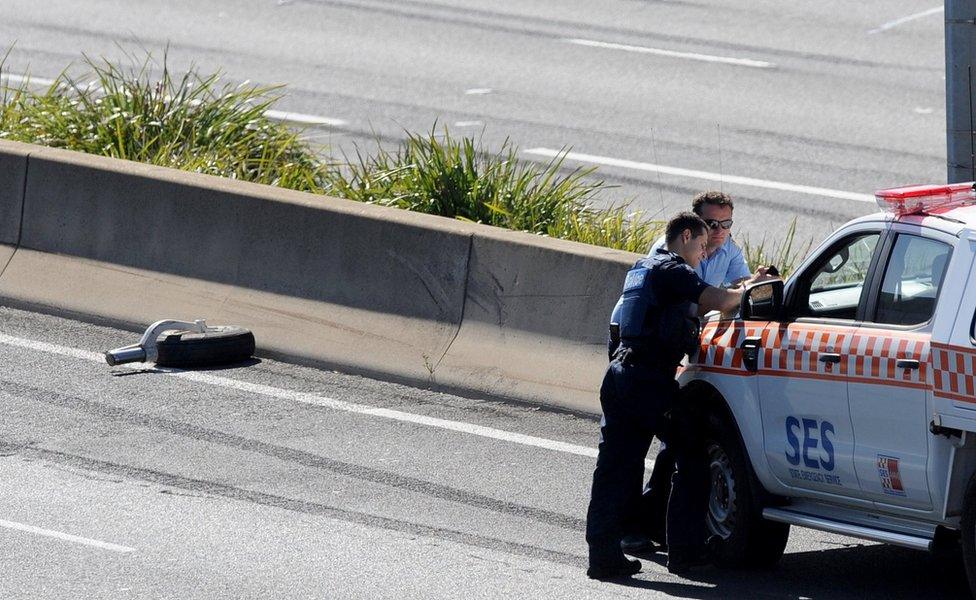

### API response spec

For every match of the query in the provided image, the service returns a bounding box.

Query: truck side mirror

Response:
[740,279,784,321]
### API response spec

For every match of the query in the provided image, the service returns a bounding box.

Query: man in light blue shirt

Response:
[647,191,749,288]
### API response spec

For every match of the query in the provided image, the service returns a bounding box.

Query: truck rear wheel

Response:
[704,411,790,568]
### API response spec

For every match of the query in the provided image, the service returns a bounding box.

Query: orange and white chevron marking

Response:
[931,342,976,403]
[689,321,931,390]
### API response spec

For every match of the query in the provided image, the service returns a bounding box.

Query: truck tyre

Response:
[959,473,976,594]
[704,411,790,568]
[155,326,255,368]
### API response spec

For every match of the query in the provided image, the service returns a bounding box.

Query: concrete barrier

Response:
[437,229,633,411]
[0,244,14,274]
[0,140,28,246]
[0,140,641,412]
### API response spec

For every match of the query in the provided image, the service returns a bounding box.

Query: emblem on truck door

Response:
[877,455,906,497]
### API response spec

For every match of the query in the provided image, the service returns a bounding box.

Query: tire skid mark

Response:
[11,444,586,569]
[1,378,586,533]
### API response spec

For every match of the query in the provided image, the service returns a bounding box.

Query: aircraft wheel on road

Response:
[155,326,255,368]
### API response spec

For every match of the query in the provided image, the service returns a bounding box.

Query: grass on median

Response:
[0,51,328,192]
[740,217,811,276]
[326,128,665,253]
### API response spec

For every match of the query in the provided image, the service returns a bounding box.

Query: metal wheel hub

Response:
[707,441,737,539]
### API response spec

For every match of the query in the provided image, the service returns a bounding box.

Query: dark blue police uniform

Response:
[586,248,711,574]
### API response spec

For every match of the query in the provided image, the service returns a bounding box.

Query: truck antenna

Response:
[717,123,725,193]
[650,128,665,217]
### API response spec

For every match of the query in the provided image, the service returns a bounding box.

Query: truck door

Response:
[759,230,882,498]
[848,230,952,510]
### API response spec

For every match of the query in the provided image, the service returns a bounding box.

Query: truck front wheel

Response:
[704,411,790,568]
[959,472,976,593]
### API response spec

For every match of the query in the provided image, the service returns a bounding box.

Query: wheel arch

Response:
[683,379,784,508]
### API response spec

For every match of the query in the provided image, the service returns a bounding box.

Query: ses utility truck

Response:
[682,183,976,593]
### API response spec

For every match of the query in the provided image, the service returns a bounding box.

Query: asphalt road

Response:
[0,306,969,599]
[0,0,950,250]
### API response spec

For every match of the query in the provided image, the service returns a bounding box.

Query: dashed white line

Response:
[0,332,651,468]
[0,518,135,553]
[523,147,876,203]
[263,110,346,127]
[454,120,483,127]
[3,72,345,128]
[1,74,57,87]
[464,88,493,95]
[564,38,775,69]
[868,6,943,34]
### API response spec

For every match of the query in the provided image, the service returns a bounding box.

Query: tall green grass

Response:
[327,129,663,253]
[740,217,810,276]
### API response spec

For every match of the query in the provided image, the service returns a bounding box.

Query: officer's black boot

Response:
[587,557,642,580]
[666,536,721,575]
[620,534,659,554]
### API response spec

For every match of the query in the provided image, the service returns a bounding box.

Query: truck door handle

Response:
[740,336,762,372]
[819,353,841,364]
[896,359,920,370]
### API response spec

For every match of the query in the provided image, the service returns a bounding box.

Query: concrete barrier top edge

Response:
[11,140,643,265]
[0,139,34,157]
[470,225,642,265]
[17,141,481,237]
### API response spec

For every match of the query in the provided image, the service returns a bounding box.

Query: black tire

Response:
[155,326,255,368]
[704,411,790,569]
[959,473,976,596]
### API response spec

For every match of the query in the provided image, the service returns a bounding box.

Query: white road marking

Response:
[523,147,876,203]
[454,120,483,127]
[868,6,943,34]
[0,332,653,468]
[464,88,493,95]
[263,110,346,127]
[0,518,135,553]
[4,72,345,127]
[1,74,57,87]
[914,107,934,115]
[564,38,775,69]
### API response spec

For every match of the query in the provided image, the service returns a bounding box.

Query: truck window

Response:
[873,234,950,326]
[798,233,879,321]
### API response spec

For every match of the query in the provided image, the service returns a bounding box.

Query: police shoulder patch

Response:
[623,268,648,292]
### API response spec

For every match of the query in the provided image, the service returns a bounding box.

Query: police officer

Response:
[586,212,771,579]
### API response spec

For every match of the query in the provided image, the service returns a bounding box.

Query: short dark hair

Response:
[691,191,734,216]
[665,211,708,245]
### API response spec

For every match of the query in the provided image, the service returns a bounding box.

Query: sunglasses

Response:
[705,219,734,230]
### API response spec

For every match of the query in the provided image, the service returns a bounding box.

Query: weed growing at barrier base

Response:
[740,217,810,277]
[326,129,664,253]
[0,53,327,192]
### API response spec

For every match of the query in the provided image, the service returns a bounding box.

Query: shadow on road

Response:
[109,357,263,377]
[617,542,969,599]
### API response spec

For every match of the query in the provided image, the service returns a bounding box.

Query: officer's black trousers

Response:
[633,445,674,543]
[585,359,709,565]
